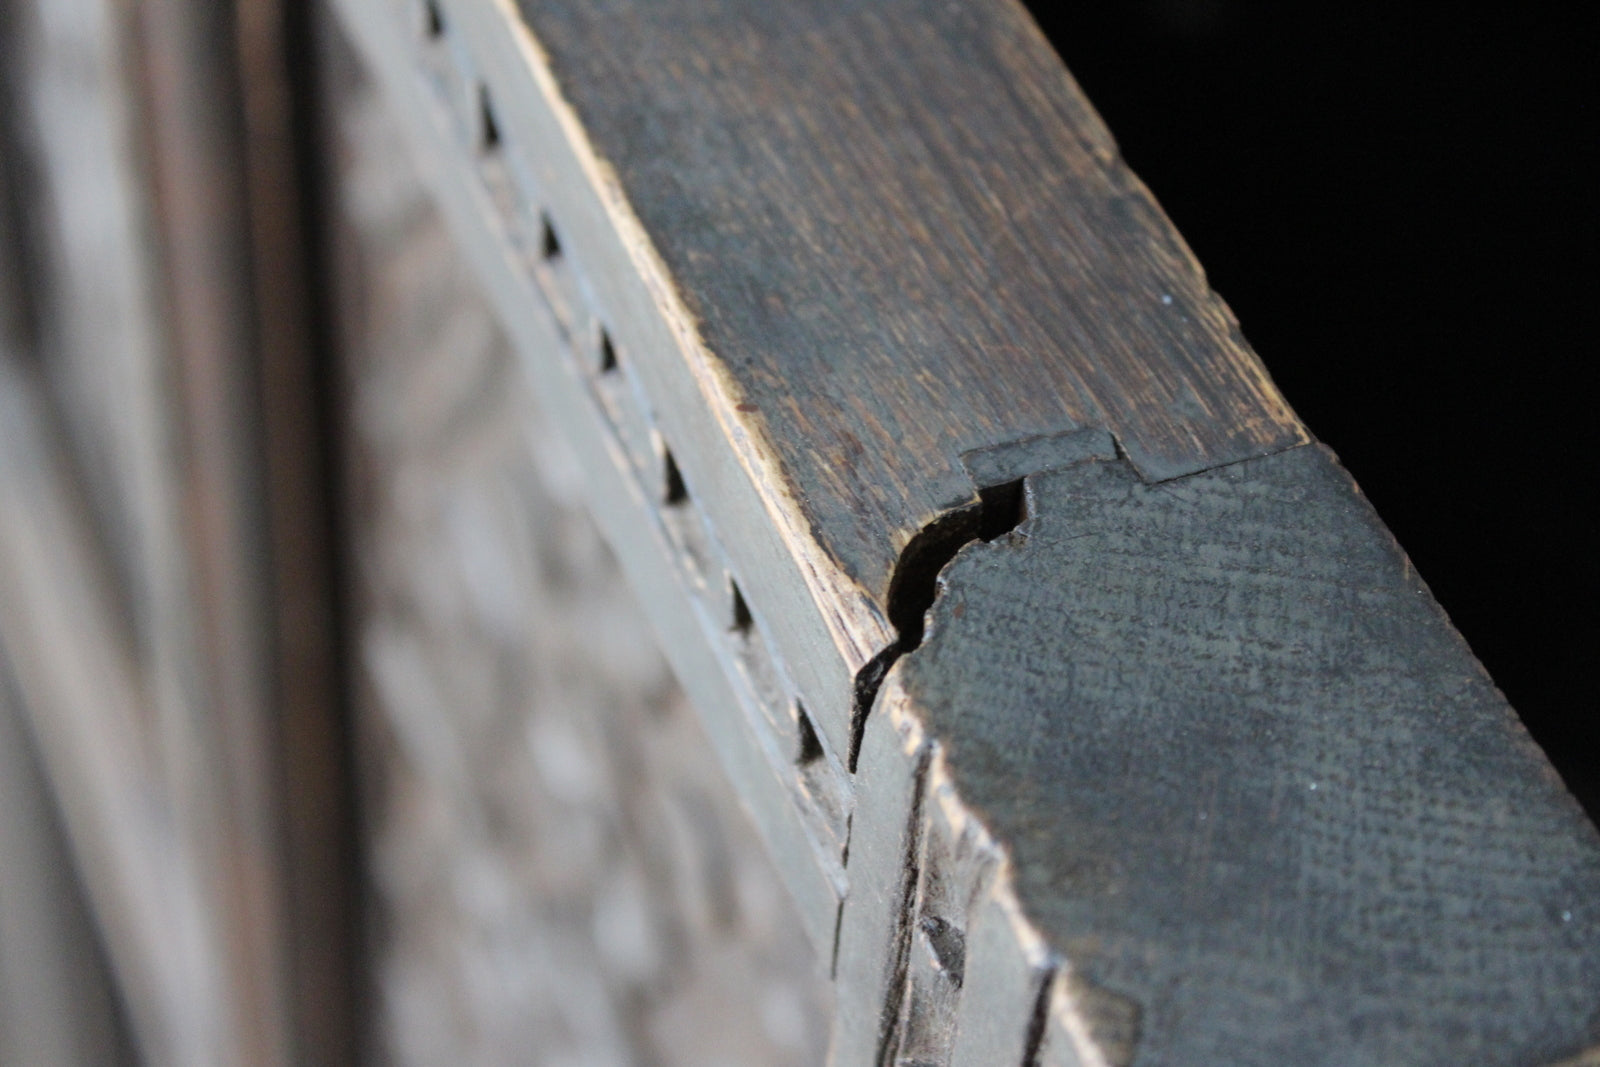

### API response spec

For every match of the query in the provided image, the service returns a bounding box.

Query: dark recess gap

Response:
[1023,0,1598,818]
[661,444,687,505]
[796,701,825,765]
[728,575,752,632]
[540,213,561,260]
[477,85,500,151]
[976,479,1026,544]
[850,480,1030,770]
[423,0,444,39]
[888,479,1028,651]
[596,326,617,372]
[282,3,369,1058]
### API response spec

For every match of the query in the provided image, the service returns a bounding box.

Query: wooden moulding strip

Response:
[471,0,891,764]
[331,0,855,955]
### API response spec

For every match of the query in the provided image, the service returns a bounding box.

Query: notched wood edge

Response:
[848,428,1123,771]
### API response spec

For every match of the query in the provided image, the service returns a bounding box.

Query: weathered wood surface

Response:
[513,0,1304,547]
[350,0,1308,775]
[328,0,1600,1061]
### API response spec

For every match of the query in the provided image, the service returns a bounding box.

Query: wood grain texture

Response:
[326,0,1600,1058]
[510,0,1306,622]
[333,0,864,942]
[888,444,1600,1065]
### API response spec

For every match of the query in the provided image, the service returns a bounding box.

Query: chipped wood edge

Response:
[866,666,1139,1067]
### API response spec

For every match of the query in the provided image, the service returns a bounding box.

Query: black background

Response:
[1025,0,1597,817]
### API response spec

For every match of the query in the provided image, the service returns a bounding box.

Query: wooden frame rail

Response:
[326,0,1600,1063]
[2,0,1594,1062]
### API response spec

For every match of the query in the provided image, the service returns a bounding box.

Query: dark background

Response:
[1026,1,1597,817]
